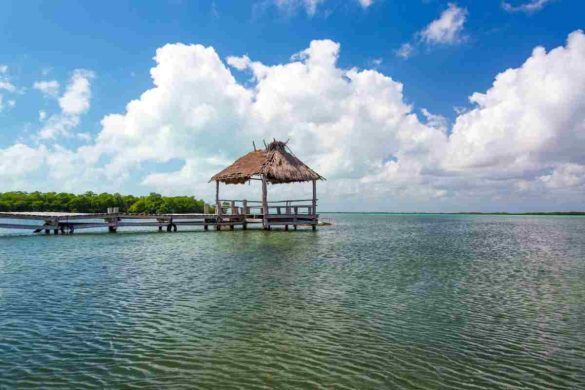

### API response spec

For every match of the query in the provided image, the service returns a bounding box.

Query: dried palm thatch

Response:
[210,140,325,184]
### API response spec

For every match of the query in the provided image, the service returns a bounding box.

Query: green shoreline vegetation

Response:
[0,192,210,214]
[0,192,582,216]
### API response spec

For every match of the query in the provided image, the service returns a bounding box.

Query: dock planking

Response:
[0,204,318,234]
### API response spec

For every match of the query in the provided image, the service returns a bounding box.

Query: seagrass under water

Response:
[1,214,584,388]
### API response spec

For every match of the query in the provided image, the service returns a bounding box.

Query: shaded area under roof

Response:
[210,140,325,184]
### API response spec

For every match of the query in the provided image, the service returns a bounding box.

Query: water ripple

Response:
[1,215,584,388]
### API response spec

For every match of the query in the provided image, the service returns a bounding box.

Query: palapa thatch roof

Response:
[210,140,325,184]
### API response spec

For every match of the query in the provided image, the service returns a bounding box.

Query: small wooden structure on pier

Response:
[210,140,325,230]
[0,140,325,234]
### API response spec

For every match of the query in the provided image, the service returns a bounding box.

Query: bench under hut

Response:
[210,140,325,230]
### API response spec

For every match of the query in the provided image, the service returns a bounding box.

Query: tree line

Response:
[0,192,212,214]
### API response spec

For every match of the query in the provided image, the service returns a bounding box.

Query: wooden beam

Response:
[0,223,58,230]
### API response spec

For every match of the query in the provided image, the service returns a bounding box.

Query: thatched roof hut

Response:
[210,140,324,184]
[210,140,324,230]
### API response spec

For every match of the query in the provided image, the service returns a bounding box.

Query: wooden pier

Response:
[0,199,318,234]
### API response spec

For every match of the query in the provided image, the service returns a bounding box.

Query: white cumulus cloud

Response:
[226,55,252,71]
[59,70,93,115]
[420,3,467,45]
[446,30,585,176]
[38,69,94,139]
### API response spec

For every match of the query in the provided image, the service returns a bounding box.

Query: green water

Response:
[1,214,584,389]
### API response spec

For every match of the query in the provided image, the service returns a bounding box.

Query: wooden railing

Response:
[216,199,317,216]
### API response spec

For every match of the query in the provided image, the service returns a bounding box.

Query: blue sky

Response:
[0,0,584,211]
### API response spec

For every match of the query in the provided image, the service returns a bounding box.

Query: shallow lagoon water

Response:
[1,214,584,388]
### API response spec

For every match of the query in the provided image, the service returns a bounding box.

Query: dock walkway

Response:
[0,199,318,234]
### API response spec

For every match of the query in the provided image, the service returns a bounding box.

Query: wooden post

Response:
[312,180,317,215]
[262,175,268,230]
[242,199,248,230]
[203,204,209,231]
[312,179,317,231]
[216,180,221,231]
[107,207,118,233]
[215,181,220,215]
[230,201,235,230]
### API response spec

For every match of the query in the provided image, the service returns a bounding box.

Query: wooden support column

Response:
[312,179,317,231]
[216,180,221,231]
[215,181,220,215]
[229,200,236,231]
[107,208,118,233]
[242,199,248,230]
[203,203,209,231]
[262,175,268,230]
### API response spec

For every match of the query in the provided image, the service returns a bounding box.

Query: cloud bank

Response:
[1,31,584,211]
